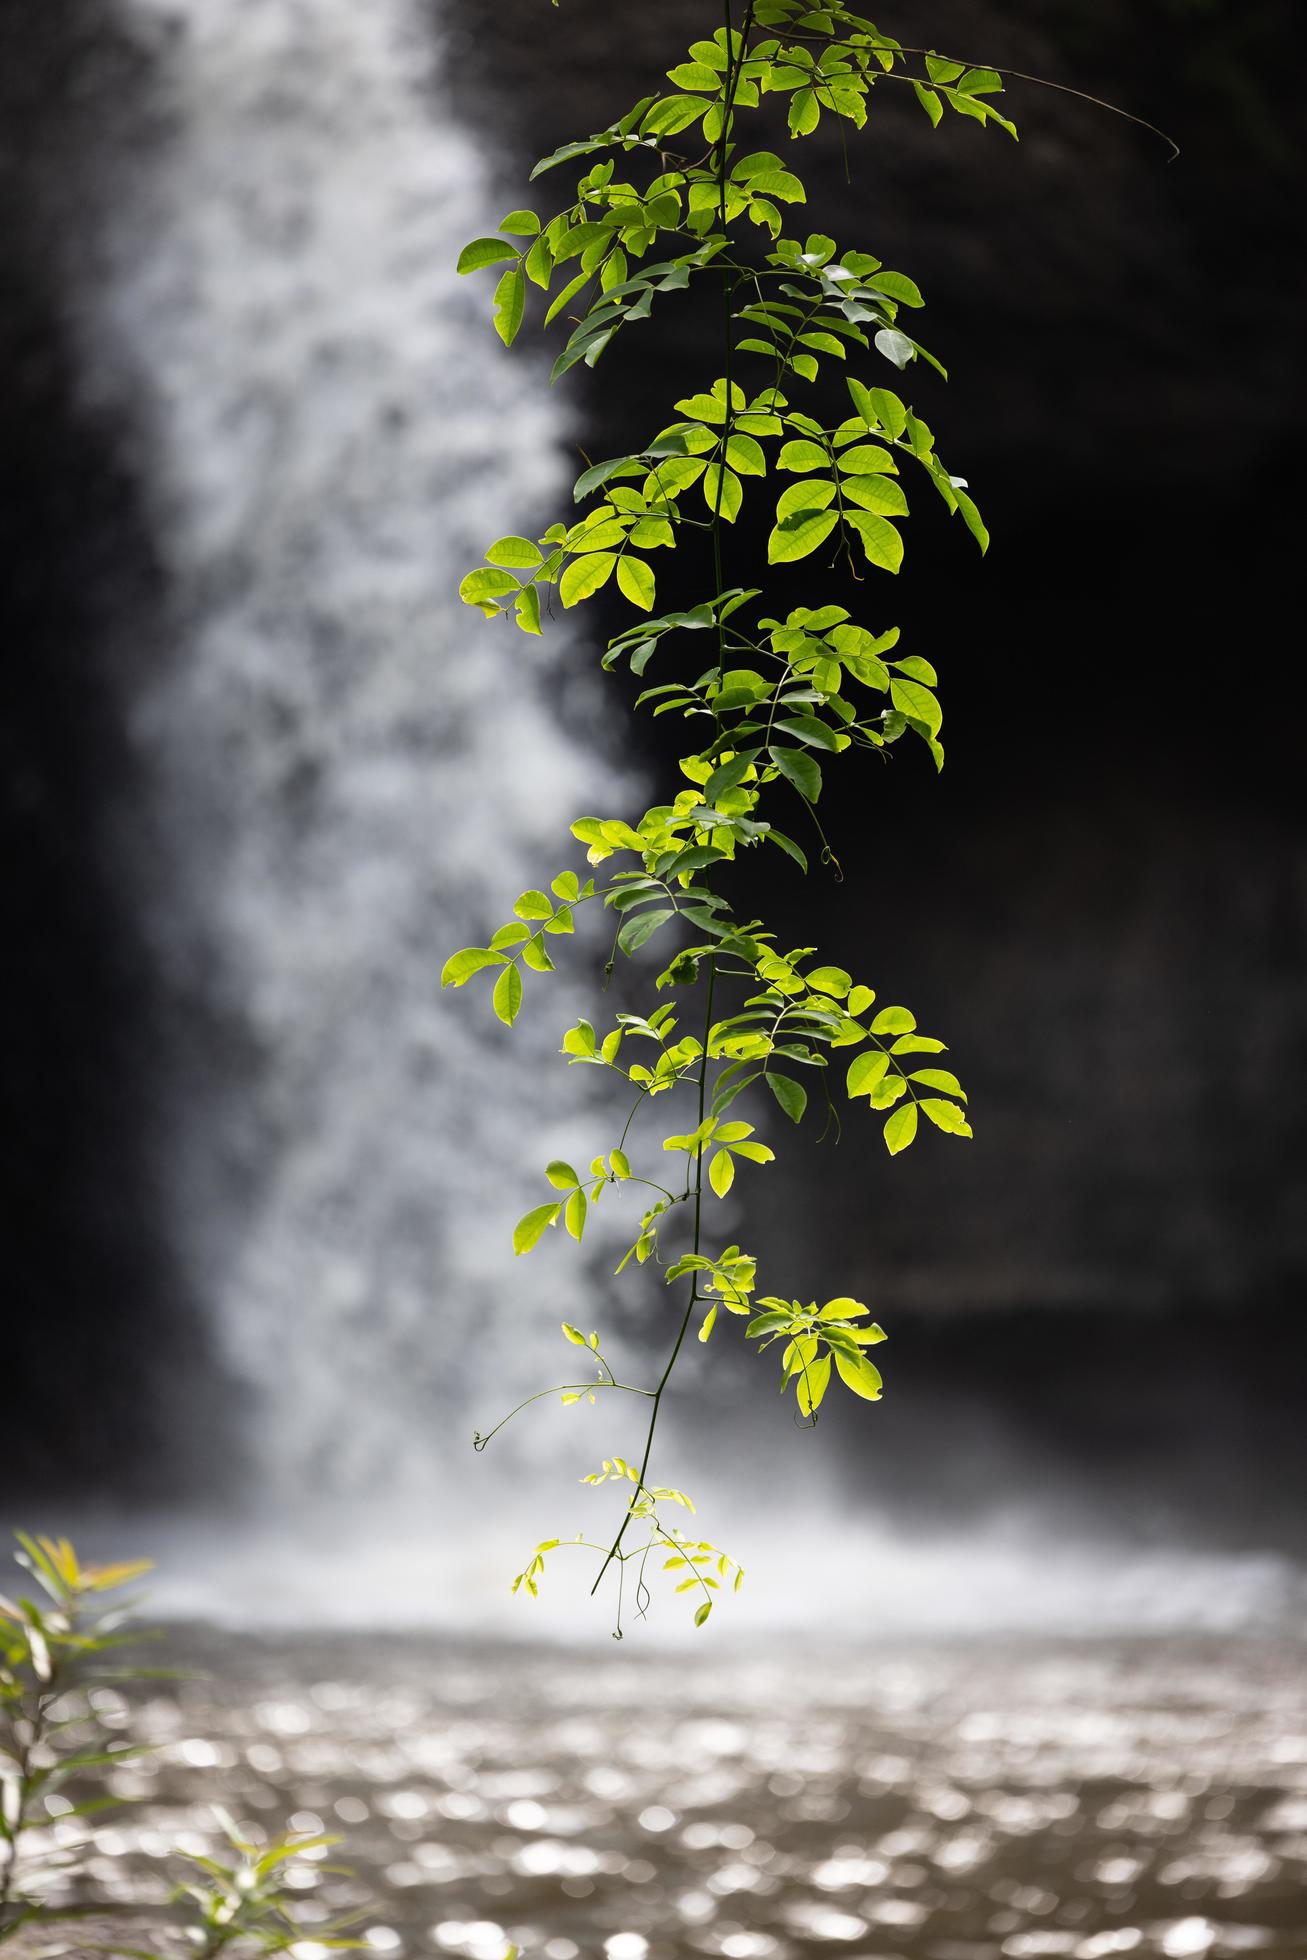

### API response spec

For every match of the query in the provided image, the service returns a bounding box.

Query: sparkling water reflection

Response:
[23,1630,1306,1959]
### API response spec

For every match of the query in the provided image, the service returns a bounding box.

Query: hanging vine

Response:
[447,2,1155,1636]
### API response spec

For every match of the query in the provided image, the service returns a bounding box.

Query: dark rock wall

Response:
[0,1,226,1500]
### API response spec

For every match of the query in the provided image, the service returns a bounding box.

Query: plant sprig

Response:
[447,1,1129,1635]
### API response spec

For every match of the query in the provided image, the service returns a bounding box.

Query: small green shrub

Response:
[0,1535,362,1956]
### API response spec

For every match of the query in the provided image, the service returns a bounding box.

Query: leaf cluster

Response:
[448,0,1028,1634]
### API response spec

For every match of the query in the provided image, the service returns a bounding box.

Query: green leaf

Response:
[459,567,518,609]
[776,478,836,520]
[574,456,634,501]
[848,379,907,438]
[843,475,909,518]
[834,1350,883,1400]
[958,67,1004,97]
[560,552,617,606]
[837,443,898,475]
[726,433,766,475]
[875,327,916,370]
[768,506,838,563]
[925,53,966,85]
[514,1203,561,1254]
[889,678,940,735]
[706,749,760,802]
[695,1600,713,1627]
[893,654,938,683]
[499,208,541,236]
[920,1097,974,1137]
[525,232,553,287]
[493,265,526,349]
[642,95,709,137]
[846,1051,890,1097]
[565,1187,588,1240]
[744,168,807,205]
[773,715,840,751]
[457,237,520,274]
[789,88,820,136]
[709,1149,735,1197]
[487,535,543,569]
[767,828,809,872]
[796,1353,831,1417]
[770,745,822,801]
[909,1069,966,1100]
[846,511,904,572]
[955,488,990,553]
[544,269,591,328]
[871,1006,916,1035]
[868,271,925,308]
[619,907,675,954]
[912,81,943,128]
[883,1103,918,1155]
[440,946,504,988]
[766,1072,807,1123]
[666,61,722,91]
[703,463,743,523]
[806,966,851,998]
[546,1160,580,1190]
[616,555,656,610]
[493,963,523,1026]
[515,583,542,634]
[778,439,829,472]
[514,889,553,921]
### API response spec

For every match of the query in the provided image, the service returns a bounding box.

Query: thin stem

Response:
[591,954,717,1595]
[709,1,756,682]
[778,40,1180,161]
[475,1376,654,1452]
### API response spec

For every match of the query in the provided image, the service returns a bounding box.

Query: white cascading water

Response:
[95,0,628,1507]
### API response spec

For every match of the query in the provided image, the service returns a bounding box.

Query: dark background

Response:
[3,1,1304,1542]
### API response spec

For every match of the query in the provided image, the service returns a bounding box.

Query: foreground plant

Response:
[0,1534,155,1942]
[0,1535,361,1956]
[448,3,1131,1634]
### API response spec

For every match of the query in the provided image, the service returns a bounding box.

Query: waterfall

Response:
[93,0,626,1503]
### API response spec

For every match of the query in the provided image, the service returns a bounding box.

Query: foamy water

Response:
[87,0,628,1500]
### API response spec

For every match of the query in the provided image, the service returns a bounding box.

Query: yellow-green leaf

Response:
[883,1102,918,1154]
[561,552,617,606]
[493,963,523,1025]
[616,555,656,610]
[514,1203,561,1254]
[835,1350,883,1400]
[565,1187,588,1240]
[493,265,526,346]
